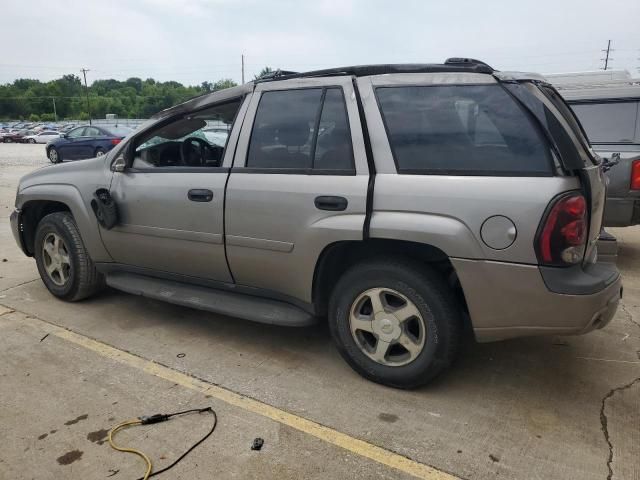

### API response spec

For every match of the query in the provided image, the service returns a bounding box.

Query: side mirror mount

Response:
[111,156,126,172]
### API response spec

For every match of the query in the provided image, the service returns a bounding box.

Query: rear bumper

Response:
[10,208,29,256]
[452,258,622,342]
[603,196,640,227]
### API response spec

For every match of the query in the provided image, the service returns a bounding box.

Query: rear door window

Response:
[376,84,553,175]
[570,101,639,144]
[247,87,354,171]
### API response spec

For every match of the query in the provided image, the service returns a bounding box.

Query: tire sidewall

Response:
[34,215,79,300]
[329,265,452,387]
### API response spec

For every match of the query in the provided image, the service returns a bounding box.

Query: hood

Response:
[18,156,107,192]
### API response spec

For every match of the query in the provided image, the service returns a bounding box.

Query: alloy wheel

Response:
[42,232,71,286]
[349,287,426,367]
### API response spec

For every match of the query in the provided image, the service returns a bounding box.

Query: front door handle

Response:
[314,195,348,211]
[188,189,213,202]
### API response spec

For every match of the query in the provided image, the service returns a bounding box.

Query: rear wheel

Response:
[328,258,462,388]
[48,147,60,163]
[34,212,104,301]
[29,138,36,144]
[95,147,105,158]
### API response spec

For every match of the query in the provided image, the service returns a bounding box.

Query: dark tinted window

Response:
[314,89,354,170]
[248,89,321,169]
[571,102,639,143]
[376,85,552,175]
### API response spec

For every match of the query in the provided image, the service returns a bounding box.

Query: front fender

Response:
[18,184,112,262]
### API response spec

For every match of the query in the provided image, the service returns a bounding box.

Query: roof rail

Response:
[444,57,494,71]
[254,60,495,83]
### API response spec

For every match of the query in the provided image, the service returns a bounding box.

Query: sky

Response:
[0,0,638,86]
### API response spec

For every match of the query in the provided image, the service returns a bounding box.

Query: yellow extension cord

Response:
[108,419,153,480]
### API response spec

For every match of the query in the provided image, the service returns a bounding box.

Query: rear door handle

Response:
[188,189,213,202]
[314,195,348,211]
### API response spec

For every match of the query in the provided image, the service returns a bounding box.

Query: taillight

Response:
[111,138,122,145]
[536,192,588,266]
[631,160,640,190]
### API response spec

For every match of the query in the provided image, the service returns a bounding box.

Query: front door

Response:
[225,77,370,303]
[100,95,249,283]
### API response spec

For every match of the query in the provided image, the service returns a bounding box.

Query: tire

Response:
[34,212,104,301]
[29,138,36,144]
[328,258,462,388]
[6,138,12,143]
[95,147,106,158]
[48,147,60,163]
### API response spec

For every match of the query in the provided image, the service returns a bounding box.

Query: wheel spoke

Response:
[43,242,55,258]
[59,253,70,266]
[53,235,61,253]
[393,302,421,322]
[45,262,57,274]
[367,289,386,314]
[372,338,391,363]
[58,266,69,283]
[398,332,422,359]
[350,315,373,333]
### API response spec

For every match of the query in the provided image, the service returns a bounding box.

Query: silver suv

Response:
[10,59,623,388]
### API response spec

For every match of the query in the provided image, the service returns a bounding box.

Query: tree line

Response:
[0,69,275,121]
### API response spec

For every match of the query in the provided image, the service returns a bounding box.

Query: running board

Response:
[105,272,316,327]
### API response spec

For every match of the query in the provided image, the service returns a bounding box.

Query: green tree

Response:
[212,79,238,91]
[254,67,274,80]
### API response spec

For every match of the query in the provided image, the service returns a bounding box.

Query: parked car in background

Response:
[2,129,34,143]
[21,130,60,144]
[46,125,133,163]
[548,70,640,227]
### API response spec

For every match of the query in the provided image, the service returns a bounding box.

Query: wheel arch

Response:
[312,239,469,320]
[17,185,111,262]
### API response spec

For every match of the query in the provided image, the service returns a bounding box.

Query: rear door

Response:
[225,76,369,303]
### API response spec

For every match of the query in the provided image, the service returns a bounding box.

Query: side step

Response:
[105,272,316,327]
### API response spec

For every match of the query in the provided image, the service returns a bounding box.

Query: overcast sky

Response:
[0,0,638,85]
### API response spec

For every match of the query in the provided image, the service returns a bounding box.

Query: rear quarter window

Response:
[376,84,553,175]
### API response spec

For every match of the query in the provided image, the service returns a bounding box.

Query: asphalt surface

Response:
[0,143,638,480]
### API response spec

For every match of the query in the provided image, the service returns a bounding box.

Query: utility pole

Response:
[241,54,245,84]
[52,97,57,122]
[601,40,613,70]
[80,68,92,125]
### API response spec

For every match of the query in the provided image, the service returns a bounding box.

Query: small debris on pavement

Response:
[39,333,49,342]
[251,437,264,451]
[489,454,500,463]
[177,353,186,358]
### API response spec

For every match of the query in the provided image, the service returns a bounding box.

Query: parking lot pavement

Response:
[0,149,638,480]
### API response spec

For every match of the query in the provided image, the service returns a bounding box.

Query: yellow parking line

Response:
[17,312,458,480]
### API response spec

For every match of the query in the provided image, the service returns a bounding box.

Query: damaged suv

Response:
[10,59,622,388]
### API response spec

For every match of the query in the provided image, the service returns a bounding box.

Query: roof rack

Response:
[254,59,495,83]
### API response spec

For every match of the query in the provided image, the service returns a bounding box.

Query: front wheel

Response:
[34,212,104,301]
[29,138,36,144]
[329,258,462,388]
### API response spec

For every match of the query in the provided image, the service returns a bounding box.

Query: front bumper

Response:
[452,258,622,342]
[10,208,29,256]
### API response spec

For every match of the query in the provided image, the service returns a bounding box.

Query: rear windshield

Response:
[103,126,133,137]
[376,84,552,175]
[570,101,640,144]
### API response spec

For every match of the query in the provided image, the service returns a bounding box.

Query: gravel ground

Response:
[0,143,50,167]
